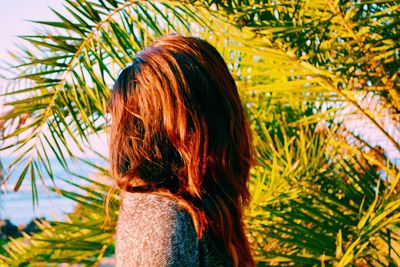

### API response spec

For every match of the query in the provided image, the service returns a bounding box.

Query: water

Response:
[0,156,108,225]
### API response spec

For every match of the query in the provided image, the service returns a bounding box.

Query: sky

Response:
[0,0,109,159]
[0,0,63,62]
[0,0,64,108]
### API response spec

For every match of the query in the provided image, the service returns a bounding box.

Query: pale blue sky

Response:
[0,0,63,62]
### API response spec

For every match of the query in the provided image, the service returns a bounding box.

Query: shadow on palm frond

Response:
[246,96,400,266]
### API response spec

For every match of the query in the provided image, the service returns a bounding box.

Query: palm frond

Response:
[0,160,118,266]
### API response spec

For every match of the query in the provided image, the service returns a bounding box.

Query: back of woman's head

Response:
[109,34,255,267]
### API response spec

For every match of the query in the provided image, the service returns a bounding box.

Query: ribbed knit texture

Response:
[115,191,234,267]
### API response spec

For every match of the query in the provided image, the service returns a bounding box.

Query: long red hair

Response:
[108,34,255,267]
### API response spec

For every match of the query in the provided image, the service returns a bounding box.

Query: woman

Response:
[109,34,255,267]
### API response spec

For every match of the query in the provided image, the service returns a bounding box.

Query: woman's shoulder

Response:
[116,191,201,266]
[118,191,197,235]
[116,191,234,267]
[120,190,180,212]
[117,190,199,239]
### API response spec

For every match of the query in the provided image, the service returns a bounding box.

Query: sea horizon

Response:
[0,156,108,225]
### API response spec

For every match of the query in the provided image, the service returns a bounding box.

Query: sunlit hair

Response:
[108,34,255,267]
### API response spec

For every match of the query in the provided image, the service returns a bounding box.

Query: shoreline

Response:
[0,217,45,242]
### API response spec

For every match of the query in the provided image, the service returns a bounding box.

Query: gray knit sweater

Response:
[115,191,234,267]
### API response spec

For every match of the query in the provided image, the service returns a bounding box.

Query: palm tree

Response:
[0,0,399,266]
